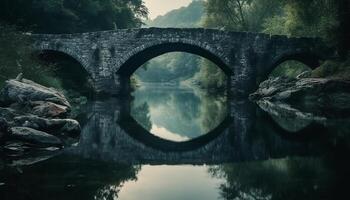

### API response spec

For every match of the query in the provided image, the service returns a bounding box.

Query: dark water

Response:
[1,85,350,200]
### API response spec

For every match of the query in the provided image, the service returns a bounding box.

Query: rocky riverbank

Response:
[0,76,81,165]
[250,76,350,129]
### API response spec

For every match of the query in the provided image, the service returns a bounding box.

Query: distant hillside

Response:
[146,0,204,28]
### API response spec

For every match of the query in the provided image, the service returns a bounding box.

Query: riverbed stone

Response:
[251,76,350,118]
[0,107,19,122]
[14,116,81,137]
[31,101,70,118]
[250,77,350,108]
[0,79,70,107]
[10,127,63,147]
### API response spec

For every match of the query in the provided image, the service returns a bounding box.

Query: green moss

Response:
[311,59,350,79]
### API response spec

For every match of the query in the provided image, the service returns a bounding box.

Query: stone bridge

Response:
[31,28,333,96]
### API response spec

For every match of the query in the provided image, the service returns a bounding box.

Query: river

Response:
[0,84,349,200]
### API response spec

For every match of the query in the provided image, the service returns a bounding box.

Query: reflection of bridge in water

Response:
[71,98,328,165]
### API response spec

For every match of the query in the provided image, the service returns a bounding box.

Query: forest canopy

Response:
[0,0,148,91]
[0,0,148,33]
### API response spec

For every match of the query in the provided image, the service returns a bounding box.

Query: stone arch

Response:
[33,43,93,79]
[115,40,233,76]
[261,51,322,82]
[33,47,96,94]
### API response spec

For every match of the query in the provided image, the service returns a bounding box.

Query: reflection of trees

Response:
[131,86,228,138]
[131,88,203,137]
[131,102,152,131]
[0,155,140,200]
[209,157,336,200]
[195,90,227,133]
[134,52,201,82]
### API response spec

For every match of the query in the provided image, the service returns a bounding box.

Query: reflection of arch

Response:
[118,114,233,152]
[260,111,328,141]
[116,41,233,77]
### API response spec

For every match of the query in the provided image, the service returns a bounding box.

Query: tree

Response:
[204,0,282,32]
[0,0,148,33]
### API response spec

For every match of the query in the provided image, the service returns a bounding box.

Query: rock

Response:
[10,127,63,147]
[0,79,70,107]
[3,141,31,153]
[14,116,81,137]
[0,77,82,166]
[31,101,70,118]
[250,77,350,110]
[249,76,296,101]
[8,153,59,167]
[0,107,19,121]
[296,71,311,79]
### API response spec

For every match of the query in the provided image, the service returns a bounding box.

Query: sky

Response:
[144,0,193,19]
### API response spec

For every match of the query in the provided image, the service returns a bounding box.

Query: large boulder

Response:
[30,101,69,118]
[14,115,81,137]
[9,127,62,147]
[250,77,350,114]
[0,79,70,108]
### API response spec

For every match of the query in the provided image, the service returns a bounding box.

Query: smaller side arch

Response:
[260,51,322,82]
[33,42,93,79]
[32,46,97,95]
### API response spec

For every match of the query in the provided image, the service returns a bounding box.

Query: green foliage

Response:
[0,0,148,33]
[0,25,62,88]
[135,52,201,83]
[270,61,311,78]
[136,1,206,85]
[263,0,339,42]
[194,0,282,88]
[193,59,227,89]
[0,25,94,102]
[0,0,147,97]
[197,92,227,133]
[203,0,282,32]
[311,58,350,79]
[203,0,349,79]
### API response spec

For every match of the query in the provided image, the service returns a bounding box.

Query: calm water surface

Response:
[1,85,349,200]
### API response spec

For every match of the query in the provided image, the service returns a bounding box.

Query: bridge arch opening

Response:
[36,50,94,98]
[266,53,322,80]
[116,42,233,77]
[116,42,232,94]
[118,42,230,144]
